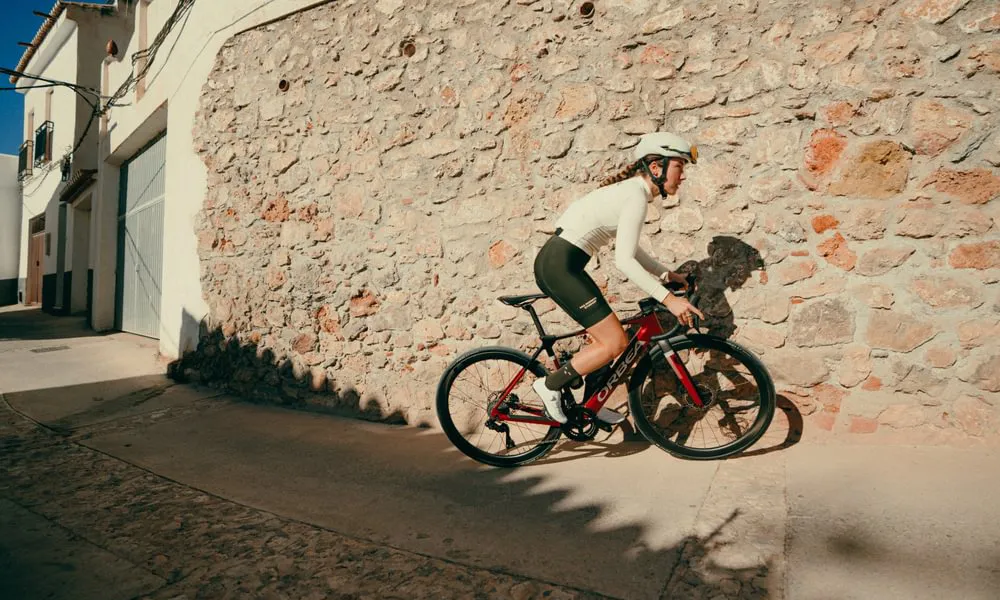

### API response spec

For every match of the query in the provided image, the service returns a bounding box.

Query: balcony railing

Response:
[17,140,33,181]
[34,120,53,166]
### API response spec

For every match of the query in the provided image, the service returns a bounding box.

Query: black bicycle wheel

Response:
[628,334,775,460]
[436,346,562,468]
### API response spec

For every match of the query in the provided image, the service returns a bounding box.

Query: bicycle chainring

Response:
[562,405,599,441]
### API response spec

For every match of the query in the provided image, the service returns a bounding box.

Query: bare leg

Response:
[569,312,628,376]
[536,312,629,424]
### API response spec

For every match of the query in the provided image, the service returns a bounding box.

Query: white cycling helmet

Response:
[632,132,698,164]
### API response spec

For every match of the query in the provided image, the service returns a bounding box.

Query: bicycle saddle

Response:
[497,293,548,307]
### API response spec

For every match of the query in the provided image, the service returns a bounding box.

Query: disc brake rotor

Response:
[683,384,718,411]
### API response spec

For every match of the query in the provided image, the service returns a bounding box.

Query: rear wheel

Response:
[628,334,775,460]
[436,346,561,468]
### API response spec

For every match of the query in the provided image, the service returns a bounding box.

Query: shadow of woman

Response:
[647,236,804,458]
[673,235,766,340]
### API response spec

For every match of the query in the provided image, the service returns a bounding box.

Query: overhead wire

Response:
[0,67,101,111]
[0,82,63,92]
[2,65,99,191]
[10,0,197,189]
[106,0,196,109]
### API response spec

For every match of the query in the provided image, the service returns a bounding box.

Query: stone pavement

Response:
[0,404,604,600]
[1,306,999,600]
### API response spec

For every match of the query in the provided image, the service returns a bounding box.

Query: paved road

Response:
[2,306,999,600]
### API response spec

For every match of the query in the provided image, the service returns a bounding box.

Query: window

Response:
[29,214,45,235]
[18,140,33,181]
[34,121,54,166]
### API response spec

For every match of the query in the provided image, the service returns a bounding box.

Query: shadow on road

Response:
[0,371,778,599]
[0,306,101,342]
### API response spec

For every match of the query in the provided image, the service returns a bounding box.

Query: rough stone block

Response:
[788,297,855,347]
[866,311,936,353]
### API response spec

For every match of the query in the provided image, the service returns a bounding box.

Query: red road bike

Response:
[435,277,776,467]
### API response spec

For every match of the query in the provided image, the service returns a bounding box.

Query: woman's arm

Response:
[614,197,672,302]
[615,197,704,324]
[635,245,669,278]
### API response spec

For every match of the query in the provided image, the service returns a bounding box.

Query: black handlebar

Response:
[655,272,701,336]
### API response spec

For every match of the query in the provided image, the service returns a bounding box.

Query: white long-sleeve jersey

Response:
[554,177,672,302]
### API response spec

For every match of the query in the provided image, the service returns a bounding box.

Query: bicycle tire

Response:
[436,346,562,468]
[628,334,776,460]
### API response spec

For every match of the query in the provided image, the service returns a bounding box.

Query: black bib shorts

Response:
[533,230,614,329]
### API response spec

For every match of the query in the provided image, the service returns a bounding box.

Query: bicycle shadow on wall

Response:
[676,235,803,459]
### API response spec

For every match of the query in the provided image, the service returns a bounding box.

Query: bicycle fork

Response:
[651,335,705,408]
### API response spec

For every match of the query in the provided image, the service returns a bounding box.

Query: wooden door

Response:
[26,233,44,305]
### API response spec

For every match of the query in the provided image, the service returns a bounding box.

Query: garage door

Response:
[115,133,166,339]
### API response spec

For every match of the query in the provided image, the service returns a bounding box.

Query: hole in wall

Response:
[400,40,416,57]
[277,79,289,92]
[579,1,595,18]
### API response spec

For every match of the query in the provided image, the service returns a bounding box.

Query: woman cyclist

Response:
[532,132,704,425]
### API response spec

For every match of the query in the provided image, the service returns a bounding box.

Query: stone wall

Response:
[188,0,1000,441]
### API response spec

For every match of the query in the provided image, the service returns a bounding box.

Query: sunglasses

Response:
[662,145,698,164]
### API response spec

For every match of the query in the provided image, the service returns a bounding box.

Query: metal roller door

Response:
[115,133,166,339]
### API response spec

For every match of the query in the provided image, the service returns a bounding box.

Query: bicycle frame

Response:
[489,304,705,427]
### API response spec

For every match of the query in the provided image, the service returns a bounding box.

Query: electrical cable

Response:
[106,0,195,109]
[0,82,63,92]
[0,67,101,109]
[12,0,196,189]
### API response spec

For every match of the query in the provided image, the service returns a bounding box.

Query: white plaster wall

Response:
[102,0,332,358]
[0,155,20,283]
[17,20,80,284]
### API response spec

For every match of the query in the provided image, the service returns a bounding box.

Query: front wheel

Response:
[628,334,776,460]
[436,346,561,468]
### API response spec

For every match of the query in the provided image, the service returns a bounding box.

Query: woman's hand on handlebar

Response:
[662,294,704,329]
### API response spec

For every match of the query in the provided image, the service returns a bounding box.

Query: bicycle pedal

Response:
[596,421,614,433]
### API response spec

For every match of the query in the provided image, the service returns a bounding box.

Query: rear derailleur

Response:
[486,391,516,450]
[486,419,516,450]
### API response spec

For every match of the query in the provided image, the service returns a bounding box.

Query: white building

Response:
[92,0,337,359]
[12,0,130,319]
[12,0,342,358]
[0,154,19,306]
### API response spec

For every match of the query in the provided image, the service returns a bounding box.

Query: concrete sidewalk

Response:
[2,306,999,599]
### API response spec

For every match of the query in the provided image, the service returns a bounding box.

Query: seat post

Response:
[525,305,547,338]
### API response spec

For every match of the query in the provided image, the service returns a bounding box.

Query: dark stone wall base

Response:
[0,278,16,306]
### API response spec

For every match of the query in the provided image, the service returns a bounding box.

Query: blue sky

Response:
[0,1,85,156]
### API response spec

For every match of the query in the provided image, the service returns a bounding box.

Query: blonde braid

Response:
[597,158,644,188]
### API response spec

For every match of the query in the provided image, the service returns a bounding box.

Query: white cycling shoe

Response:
[533,378,627,426]
[533,378,567,424]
